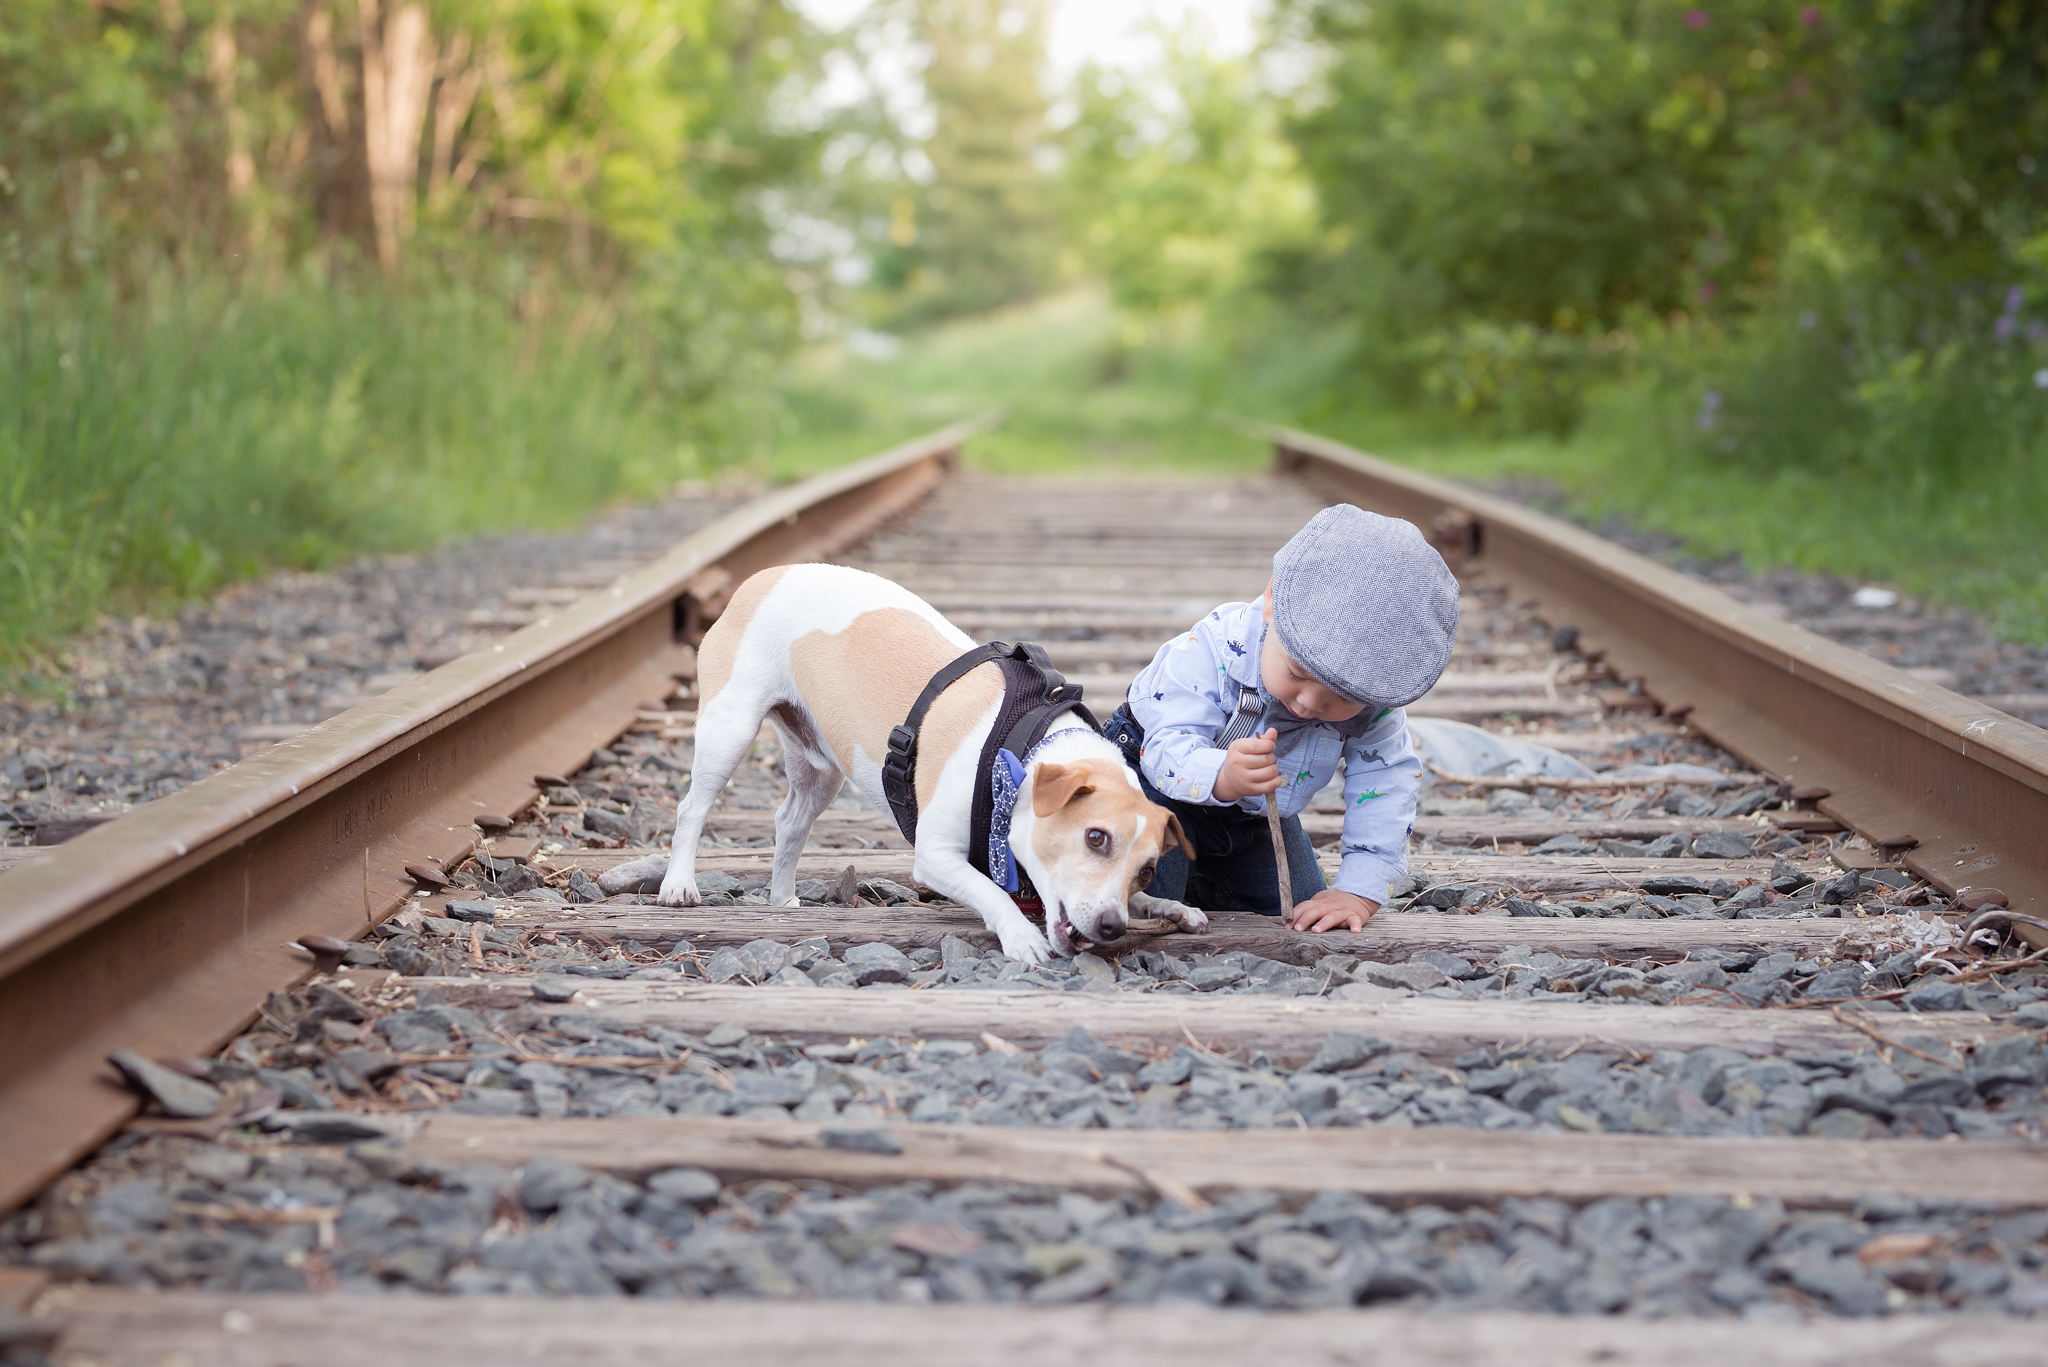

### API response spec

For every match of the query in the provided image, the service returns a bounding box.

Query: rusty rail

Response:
[1272,426,2048,919]
[0,418,986,1214]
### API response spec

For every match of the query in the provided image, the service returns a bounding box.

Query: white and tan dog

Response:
[600,563,1203,964]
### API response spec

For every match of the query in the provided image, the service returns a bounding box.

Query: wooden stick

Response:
[1267,798,1293,926]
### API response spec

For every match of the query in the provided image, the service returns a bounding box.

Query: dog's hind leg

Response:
[635,681,772,906]
[765,703,842,907]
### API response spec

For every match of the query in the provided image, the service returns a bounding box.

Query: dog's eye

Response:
[1086,828,1111,853]
[1137,863,1156,886]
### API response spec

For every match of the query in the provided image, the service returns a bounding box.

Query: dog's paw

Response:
[1134,892,1208,934]
[998,924,1054,966]
[600,855,670,898]
[656,871,702,907]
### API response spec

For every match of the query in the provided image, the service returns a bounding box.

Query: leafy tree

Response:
[861,0,1061,325]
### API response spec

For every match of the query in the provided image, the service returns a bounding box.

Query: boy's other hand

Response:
[1289,889,1379,934]
[1213,728,1282,801]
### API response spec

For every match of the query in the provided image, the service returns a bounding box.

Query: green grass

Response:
[783,290,2048,646]
[13,272,2043,684]
[0,267,776,673]
[769,290,1295,479]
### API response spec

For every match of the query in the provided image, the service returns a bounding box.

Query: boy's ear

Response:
[1032,762,1096,817]
[1164,811,1195,862]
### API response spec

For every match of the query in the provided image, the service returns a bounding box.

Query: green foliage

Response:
[1063,37,1314,316]
[0,264,766,665]
[860,0,1064,326]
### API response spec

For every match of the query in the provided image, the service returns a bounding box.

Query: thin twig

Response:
[1829,1006,1964,1070]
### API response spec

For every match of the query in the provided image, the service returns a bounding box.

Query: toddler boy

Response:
[1101,505,1459,931]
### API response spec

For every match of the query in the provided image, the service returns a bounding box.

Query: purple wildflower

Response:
[1684,9,1711,28]
[2006,285,2026,314]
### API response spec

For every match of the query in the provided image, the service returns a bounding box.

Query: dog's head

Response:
[1016,758,1193,955]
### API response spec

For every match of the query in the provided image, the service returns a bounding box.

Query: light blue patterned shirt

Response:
[1125,597,1419,904]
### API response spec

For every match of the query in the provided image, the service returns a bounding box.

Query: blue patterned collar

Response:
[987,732,1072,898]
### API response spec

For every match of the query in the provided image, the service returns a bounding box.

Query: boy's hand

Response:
[1214,728,1282,802]
[1290,889,1379,934]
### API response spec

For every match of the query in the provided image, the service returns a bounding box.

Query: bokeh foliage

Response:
[1,0,818,668]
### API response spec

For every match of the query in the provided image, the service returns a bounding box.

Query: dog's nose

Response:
[1095,920,1125,941]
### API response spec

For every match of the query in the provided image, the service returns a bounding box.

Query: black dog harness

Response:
[881,642,1100,909]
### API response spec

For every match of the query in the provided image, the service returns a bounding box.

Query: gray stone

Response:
[702,948,755,984]
[1357,961,1450,992]
[844,942,914,985]
[444,899,498,924]
[1642,834,1687,859]
[1690,832,1755,860]
[264,1110,395,1142]
[1648,961,1730,990]
[1904,979,1967,1013]
[380,941,436,976]
[582,808,633,840]
[1187,963,1246,991]
[1638,873,1708,896]
[646,1167,722,1205]
[1786,1255,1891,1315]
[1410,949,1477,980]
[106,1049,222,1119]
[531,977,583,1003]
[87,1181,177,1236]
[519,1153,593,1212]
[1818,871,1867,906]
[1074,953,1116,984]
[1301,1031,1392,1073]
[1770,860,1814,894]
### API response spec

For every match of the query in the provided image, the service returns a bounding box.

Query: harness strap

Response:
[880,640,1099,863]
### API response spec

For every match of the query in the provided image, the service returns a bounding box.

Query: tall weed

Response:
[0,265,764,667]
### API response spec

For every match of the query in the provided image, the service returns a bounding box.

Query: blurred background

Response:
[5,0,2047,670]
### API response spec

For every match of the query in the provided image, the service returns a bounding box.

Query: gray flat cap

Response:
[1270,505,1459,707]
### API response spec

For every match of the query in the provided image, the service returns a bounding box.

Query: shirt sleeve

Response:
[1333,709,1421,904]
[1127,623,1235,807]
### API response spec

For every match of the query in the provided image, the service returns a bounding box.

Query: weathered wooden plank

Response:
[469,982,2019,1064]
[668,807,1765,850]
[541,847,1783,897]
[0,847,49,877]
[406,1114,2048,1212]
[496,901,1864,966]
[37,1289,2042,1367]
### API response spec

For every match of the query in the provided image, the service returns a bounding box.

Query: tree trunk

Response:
[427,31,482,208]
[298,0,374,254]
[358,0,435,272]
[205,22,256,201]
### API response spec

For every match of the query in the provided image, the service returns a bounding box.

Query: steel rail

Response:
[1272,426,2048,918]
[0,418,986,1214]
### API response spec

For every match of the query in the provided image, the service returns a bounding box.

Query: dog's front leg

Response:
[1130,889,1209,934]
[914,847,1054,965]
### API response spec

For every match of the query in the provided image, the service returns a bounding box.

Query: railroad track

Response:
[3,423,2046,1362]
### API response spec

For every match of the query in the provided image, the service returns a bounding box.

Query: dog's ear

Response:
[1164,811,1196,862]
[1032,762,1096,817]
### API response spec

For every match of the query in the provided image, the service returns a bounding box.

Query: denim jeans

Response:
[1101,705,1326,917]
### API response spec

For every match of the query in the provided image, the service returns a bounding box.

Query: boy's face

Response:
[1259,586,1369,723]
